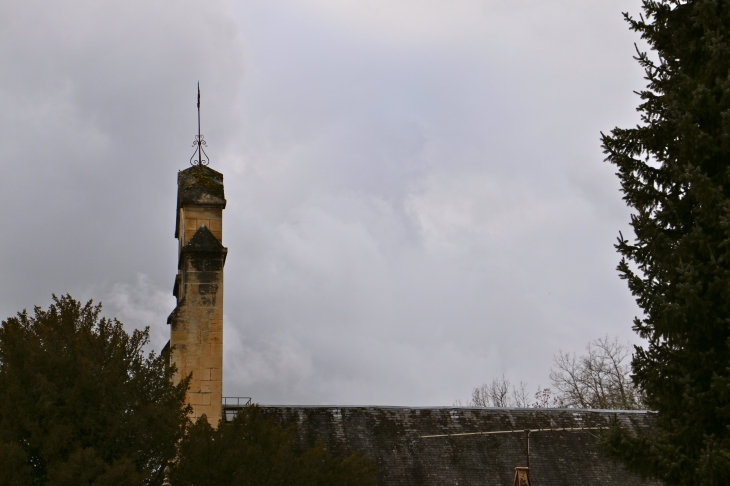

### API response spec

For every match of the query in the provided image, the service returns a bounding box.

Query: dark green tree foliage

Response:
[172,406,377,486]
[0,295,190,486]
[600,1,730,484]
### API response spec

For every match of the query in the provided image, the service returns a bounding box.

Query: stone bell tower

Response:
[166,85,226,423]
[167,165,226,423]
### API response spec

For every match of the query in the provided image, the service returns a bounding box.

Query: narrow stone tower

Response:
[167,165,226,423]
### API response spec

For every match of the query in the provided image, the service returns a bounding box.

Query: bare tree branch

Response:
[549,336,644,409]
[459,336,645,410]
[467,375,533,407]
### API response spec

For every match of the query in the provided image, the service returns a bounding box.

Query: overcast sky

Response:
[0,0,648,405]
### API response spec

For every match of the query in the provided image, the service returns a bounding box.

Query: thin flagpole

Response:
[197,83,201,166]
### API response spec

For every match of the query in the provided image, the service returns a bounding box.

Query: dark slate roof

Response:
[256,406,660,486]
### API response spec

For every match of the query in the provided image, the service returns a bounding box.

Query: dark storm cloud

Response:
[1,0,645,405]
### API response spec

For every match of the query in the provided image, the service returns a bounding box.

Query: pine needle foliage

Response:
[172,406,377,486]
[0,295,190,486]
[600,1,730,484]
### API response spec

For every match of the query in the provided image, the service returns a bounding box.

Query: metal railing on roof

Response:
[222,396,252,422]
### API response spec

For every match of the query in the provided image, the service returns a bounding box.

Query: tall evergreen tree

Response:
[600,1,730,484]
[0,295,190,486]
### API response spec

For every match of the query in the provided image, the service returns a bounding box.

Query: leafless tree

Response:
[457,336,645,409]
[512,381,530,407]
[466,375,531,407]
[532,387,559,408]
[549,336,644,409]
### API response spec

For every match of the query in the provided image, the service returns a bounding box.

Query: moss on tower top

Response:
[177,165,226,208]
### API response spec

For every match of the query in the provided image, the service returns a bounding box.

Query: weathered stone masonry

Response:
[167,165,226,423]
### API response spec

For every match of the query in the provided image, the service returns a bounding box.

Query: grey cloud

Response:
[2,0,645,406]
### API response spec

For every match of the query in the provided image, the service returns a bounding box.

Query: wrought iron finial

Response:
[190,82,210,166]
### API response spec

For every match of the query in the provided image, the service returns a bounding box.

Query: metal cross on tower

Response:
[190,82,210,166]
